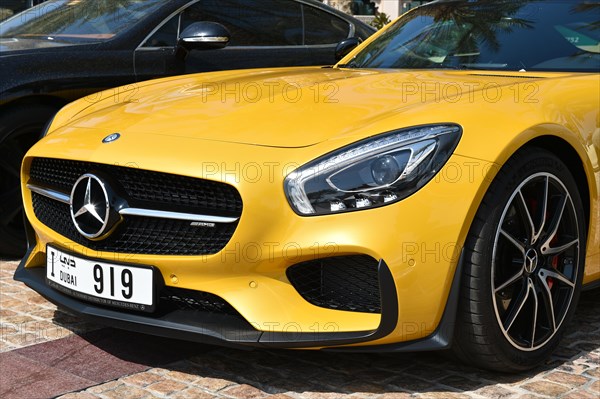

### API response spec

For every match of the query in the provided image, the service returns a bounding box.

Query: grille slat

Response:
[32,193,237,255]
[287,256,381,314]
[29,157,242,256]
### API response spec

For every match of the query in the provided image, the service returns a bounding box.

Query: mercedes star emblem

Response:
[70,174,112,239]
[102,133,121,143]
[524,248,539,274]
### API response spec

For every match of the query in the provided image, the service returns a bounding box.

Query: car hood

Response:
[65,67,560,148]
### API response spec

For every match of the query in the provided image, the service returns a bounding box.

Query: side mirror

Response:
[335,37,361,62]
[177,21,231,53]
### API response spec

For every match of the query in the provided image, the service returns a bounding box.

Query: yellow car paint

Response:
[20,65,599,347]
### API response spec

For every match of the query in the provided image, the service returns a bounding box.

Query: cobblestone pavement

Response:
[0,260,101,353]
[1,259,599,399]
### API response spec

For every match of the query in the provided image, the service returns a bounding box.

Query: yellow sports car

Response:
[15,0,599,371]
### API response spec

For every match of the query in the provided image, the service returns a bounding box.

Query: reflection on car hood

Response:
[0,37,74,52]
[66,67,560,148]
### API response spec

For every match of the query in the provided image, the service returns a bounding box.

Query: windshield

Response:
[345,0,600,72]
[0,0,165,44]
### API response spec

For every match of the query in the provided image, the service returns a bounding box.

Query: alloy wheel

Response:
[491,172,580,351]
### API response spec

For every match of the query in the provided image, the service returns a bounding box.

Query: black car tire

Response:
[453,147,586,372]
[0,104,57,258]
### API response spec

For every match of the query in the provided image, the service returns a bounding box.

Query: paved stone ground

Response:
[1,259,598,399]
[0,260,100,353]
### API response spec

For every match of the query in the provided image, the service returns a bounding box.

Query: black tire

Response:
[0,104,58,258]
[453,147,586,372]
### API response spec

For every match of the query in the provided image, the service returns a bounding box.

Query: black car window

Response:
[0,0,165,43]
[303,5,350,45]
[181,0,302,46]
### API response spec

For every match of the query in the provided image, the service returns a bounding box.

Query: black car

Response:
[1,1,47,18]
[0,0,375,256]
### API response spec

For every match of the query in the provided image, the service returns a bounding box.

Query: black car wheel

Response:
[453,147,586,372]
[0,105,57,257]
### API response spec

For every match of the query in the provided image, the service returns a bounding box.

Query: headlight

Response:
[284,124,462,215]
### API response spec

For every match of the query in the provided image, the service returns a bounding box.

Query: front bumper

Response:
[18,131,493,349]
[14,239,463,350]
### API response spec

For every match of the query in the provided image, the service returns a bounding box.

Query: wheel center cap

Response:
[524,248,539,274]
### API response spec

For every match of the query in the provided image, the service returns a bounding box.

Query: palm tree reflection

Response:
[349,0,599,71]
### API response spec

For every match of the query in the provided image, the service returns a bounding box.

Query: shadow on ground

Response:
[50,288,600,396]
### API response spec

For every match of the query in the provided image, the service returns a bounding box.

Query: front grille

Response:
[159,287,241,317]
[29,157,242,256]
[287,255,381,314]
[29,157,242,215]
[32,193,237,255]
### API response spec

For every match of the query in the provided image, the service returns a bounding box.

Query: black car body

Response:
[0,0,375,256]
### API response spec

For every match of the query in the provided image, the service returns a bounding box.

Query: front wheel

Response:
[0,105,57,258]
[453,147,586,372]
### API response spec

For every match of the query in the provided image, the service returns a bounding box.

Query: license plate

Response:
[46,245,155,312]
